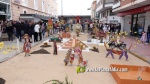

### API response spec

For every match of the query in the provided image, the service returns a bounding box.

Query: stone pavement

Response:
[120,36,150,64]
[0,33,149,84]
[0,37,49,63]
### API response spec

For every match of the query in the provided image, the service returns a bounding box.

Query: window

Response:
[42,0,45,12]
[22,0,28,6]
[48,5,50,14]
[34,0,38,10]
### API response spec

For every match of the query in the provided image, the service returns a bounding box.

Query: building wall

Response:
[144,12,150,32]
[91,1,97,19]
[120,0,135,6]
[123,15,131,33]
[50,0,58,17]
[11,0,58,20]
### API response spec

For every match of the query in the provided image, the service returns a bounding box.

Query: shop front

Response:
[0,1,11,21]
[131,13,146,36]
[118,4,150,37]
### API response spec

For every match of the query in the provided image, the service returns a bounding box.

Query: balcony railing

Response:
[112,1,120,9]
[0,0,10,4]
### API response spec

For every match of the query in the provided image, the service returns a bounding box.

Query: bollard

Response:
[17,38,20,52]
[32,35,34,44]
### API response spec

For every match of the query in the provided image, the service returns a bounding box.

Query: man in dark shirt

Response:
[23,20,29,35]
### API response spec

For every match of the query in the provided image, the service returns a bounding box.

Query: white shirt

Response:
[34,24,40,33]
[90,24,93,28]
[103,25,108,33]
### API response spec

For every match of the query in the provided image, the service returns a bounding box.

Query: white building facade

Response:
[113,0,150,36]
[96,0,121,24]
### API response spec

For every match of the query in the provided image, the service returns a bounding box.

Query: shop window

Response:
[132,13,146,36]
[22,0,28,6]
[34,0,38,10]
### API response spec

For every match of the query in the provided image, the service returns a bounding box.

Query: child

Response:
[23,38,31,56]
[140,31,146,44]
[23,34,32,43]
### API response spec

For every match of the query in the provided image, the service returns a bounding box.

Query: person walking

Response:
[140,31,146,44]
[81,22,85,33]
[34,22,40,42]
[23,20,29,35]
[6,21,14,41]
[117,23,121,35]
[39,21,42,41]
[109,24,115,33]
[0,21,3,42]
[90,22,93,32]
[23,38,31,56]
[146,25,150,43]
[14,21,22,41]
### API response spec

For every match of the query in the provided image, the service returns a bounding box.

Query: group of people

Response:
[0,20,47,42]
[89,22,121,34]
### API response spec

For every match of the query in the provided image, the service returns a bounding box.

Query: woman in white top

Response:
[103,24,108,33]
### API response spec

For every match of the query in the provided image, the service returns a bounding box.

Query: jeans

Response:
[42,29,46,37]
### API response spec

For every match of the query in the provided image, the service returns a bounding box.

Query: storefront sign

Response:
[118,4,150,16]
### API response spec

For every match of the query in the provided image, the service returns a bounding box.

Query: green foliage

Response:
[43,75,73,84]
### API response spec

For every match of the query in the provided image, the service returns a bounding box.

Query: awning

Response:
[20,14,50,20]
[118,4,150,17]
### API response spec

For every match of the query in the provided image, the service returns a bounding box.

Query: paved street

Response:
[121,36,150,64]
[0,37,49,63]
[0,33,149,84]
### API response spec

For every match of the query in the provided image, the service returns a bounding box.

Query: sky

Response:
[57,0,94,15]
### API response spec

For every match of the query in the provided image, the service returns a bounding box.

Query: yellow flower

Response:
[3,51,8,54]
[0,42,4,47]
[134,45,136,48]
[136,38,138,40]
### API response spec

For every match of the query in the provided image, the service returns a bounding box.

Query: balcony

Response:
[112,1,120,9]
[113,0,150,12]
[96,0,114,13]
[0,0,10,4]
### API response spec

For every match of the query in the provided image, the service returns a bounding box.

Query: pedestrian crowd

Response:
[0,20,47,42]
